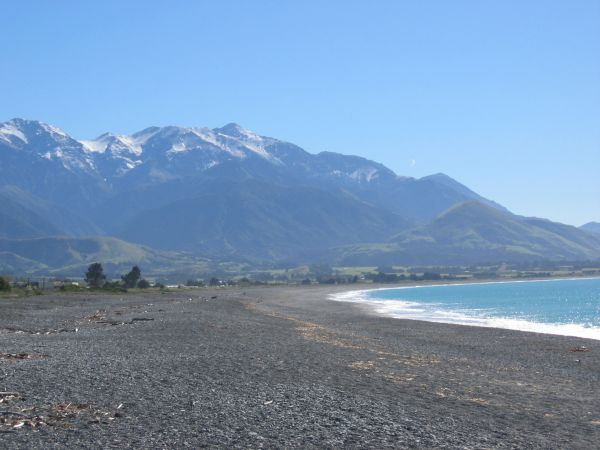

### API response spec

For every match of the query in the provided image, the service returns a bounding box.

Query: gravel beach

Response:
[1,285,599,449]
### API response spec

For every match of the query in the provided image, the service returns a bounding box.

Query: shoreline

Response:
[350,274,600,292]
[329,277,600,341]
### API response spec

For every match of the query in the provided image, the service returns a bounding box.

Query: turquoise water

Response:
[332,278,600,339]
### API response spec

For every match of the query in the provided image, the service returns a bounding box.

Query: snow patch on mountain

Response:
[215,123,275,160]
[167,140,190,155]
[0,122,29,145]
[77,122,283,168]
[80,139,105,153]
[39,123,69,139]
[81,133,144,156]
[41,147,97,172]
[329,167,380,183]
[350,167,380,183]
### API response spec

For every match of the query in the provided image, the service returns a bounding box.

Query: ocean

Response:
[332,277,600,340]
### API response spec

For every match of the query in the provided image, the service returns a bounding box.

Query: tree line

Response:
[84,263,153,290]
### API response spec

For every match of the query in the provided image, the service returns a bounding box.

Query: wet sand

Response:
[1,285,599,448]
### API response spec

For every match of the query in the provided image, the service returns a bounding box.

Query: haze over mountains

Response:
[1,118,599,275]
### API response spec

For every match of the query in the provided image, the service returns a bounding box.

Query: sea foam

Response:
[330,280,600,340]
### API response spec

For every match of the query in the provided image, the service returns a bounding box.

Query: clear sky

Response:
[1,1,598,225]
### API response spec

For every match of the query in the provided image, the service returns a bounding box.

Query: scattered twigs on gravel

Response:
[571,346,589,352]
[0,392,20,404]
[0,402,122,432]
[84,311,107,322]
[83,309,155,326]
[0,327,77,335]
[0,352,48,361]
[0,411,30,417]
[94,317,155,326]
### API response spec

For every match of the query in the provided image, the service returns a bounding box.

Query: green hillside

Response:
[0,236,209,277]
[335,201,600,266]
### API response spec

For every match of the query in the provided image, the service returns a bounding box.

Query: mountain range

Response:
[1,118,599,275]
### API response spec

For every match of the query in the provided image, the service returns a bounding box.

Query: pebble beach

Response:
[1,285,599,448]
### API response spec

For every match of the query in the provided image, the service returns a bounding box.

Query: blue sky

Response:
[1,1,598,225]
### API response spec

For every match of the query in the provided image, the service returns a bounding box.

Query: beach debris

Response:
[0,352,48,361]
[0,392,20,404]
[0,402,122,432]
[570,346,589,352]
[0,326,76,335]
[94,317,155,326]
[0,410,46,430]
[52,402,90,417]
[85,311,107,322]
[0,411,29,417]
[47,328,77,334]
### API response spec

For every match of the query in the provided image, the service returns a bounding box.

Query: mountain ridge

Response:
[1,118,597,270]
[334,201,600,266]
[0,118,495,199]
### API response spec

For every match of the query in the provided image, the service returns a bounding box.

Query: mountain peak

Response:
[0,119,29,144]
[420,172,454,183]
[581,222,600,235]
[5,117,38,127]
[80,132,143,156]
[7,118,68,136]
[1,118,73,149]
[215,123,256,139]
[420,173,508,214]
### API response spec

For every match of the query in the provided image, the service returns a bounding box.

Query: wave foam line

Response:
[330,289,600,341]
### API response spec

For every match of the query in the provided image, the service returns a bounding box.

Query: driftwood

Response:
[570,346,589,352]
[0,411,30,418]
[0,327,76,335]
[0,352,48,360]
[95,317,154,325]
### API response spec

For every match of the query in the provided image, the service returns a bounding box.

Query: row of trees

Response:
[365,271,444,283]
[0,276,10,292]
[84,263,151,289]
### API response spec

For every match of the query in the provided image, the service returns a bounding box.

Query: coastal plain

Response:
[1,285,599,448]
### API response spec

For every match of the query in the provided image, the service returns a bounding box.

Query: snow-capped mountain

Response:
[1,118,405,188]
[79,122,284,181]
[0,119,108,213]
[0,118,96,173]
[1,117,525,264]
